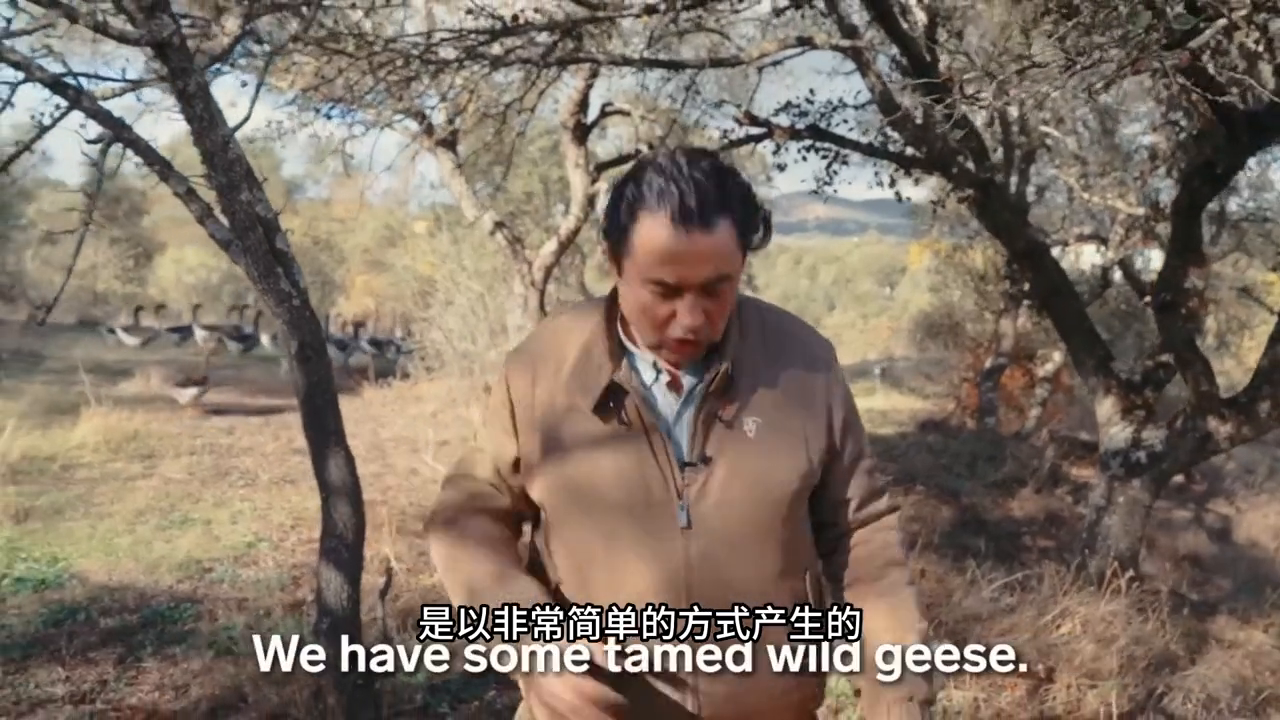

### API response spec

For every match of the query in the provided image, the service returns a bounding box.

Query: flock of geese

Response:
[98,302,417,408]
[100,302,275,355]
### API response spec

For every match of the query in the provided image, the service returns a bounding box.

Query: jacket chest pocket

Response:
[525,409,677,528]
[700,408,821,505]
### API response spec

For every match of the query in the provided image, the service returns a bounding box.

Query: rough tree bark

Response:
[153,36,377,718]
[1018,349,1068,436]
[0,7,377,717]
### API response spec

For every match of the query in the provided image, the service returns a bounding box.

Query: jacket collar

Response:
[568,287,741,411]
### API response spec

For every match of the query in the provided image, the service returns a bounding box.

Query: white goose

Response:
[190,302,244,350]
[104,304,160,349]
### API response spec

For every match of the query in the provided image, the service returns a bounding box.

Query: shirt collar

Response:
[616,315,707,392]
[566,287,740,410]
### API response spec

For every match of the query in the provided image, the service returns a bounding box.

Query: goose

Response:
[343,322,398,385]
[258,324,280,353]
[169,375,211,408]
[356,320,399,358]
[382,322,417,382]
[359,311,414,360]
[219,308,264,355]
[246,306,279,352]
[190,302,244,350]
[365,314,417,381]
[391,323,418,379]
[324,313,357,366]
[233,304,254,335]
[103,304,160,349]
[143,304,167,329]
[96,322,119,344]
[143,353,212,409]
[325,320,377,380]
[350,321,379,362]
[153,303,194,345]
[329,320,369,368]
[390,324,416,358]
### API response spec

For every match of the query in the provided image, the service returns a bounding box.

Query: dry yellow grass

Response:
[2,318,1278,719]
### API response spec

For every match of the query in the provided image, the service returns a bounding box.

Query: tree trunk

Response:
[506,272,542,348]
[276,321,379,720]
[1080,468,1167,583]
[1078,394,1175,583]
[574,261,593,300]
[144,26,379,718]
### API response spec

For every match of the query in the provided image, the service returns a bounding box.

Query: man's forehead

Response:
[631,211,737,241]
[628,220,740,262]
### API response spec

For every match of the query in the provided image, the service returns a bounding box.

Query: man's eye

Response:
[653,286,682,300]
[698,283,727,299]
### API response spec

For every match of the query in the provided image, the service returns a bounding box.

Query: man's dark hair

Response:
[601,146,772,265]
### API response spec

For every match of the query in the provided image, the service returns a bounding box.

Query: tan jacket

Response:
[426,291,930,720]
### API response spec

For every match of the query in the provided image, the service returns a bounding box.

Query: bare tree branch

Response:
[24,0,154,45]
[0,104,71,175]
[0,39,243,260]
[32,133,118,325]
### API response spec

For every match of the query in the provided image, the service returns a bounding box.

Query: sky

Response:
[2,40,927,206]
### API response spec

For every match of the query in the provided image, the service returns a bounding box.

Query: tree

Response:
[409,1,1280,580]
[258,7,773,343]
[1,3,377,715]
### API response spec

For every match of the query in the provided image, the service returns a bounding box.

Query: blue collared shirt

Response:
[617,318,709,466]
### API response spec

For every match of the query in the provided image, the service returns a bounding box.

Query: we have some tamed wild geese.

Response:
[102,304,160,348]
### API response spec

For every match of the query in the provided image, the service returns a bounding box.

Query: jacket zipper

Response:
[677,363,729,717]
[680,365,730,525]
[620,363,728,718]
[622,393,687,525]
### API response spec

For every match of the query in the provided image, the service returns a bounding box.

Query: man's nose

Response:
[674,297,707,330]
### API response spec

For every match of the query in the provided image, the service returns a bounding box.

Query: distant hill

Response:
[768,191,925,241]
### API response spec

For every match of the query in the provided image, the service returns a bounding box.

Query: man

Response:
[426,146,932,719]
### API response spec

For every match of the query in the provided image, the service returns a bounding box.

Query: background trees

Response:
[393,0,1280,579]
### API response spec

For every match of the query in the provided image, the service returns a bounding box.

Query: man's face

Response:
[613,211,745,369]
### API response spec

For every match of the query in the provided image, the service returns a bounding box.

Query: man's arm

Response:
[426,367,629,720]
[425,366,552,613]
[810,362,933,714]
